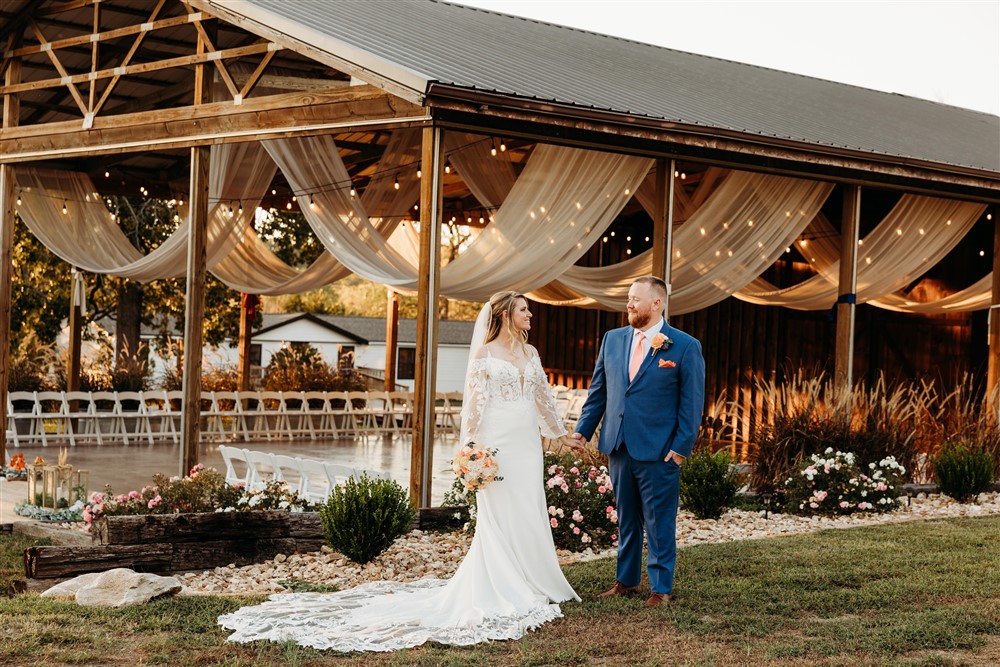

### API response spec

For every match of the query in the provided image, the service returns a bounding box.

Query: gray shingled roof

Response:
[222,0,998,173]
[258,313,475,346]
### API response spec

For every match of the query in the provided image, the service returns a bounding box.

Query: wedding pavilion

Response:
[0,0,997,506]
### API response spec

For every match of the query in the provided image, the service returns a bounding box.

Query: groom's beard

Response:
[628,309,652,329]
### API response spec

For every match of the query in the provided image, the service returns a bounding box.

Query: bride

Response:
[219,291,581,651]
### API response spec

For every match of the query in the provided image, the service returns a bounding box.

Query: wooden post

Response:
[180,146,209,476]
[384,289,399,391]
[68,271,84,392]
[237,293,257,392]
[410,127,444,508]
[0,46,20,462]
[987,207,1000,416]
[651,158,675,318]
[834,185,861,400]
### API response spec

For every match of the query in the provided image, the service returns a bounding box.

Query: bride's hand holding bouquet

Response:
[452,441,502,491]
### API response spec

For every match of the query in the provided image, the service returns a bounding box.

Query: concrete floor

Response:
[1,434,462,522]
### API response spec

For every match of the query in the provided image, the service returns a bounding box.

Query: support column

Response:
[0,46,20,462]
[237,293,258,392]
[834,185,861,399]
[180,146,209,476]
[384,289,399,391]
[67,270,84,430]
[410,127,444,508]
[987,208,1000,415]
[651,158,676,318]
[0,166,14,463]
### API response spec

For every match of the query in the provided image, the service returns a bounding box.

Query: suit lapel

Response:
[622,328,633,384]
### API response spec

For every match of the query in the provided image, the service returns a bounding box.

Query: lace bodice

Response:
[460,353,566,444]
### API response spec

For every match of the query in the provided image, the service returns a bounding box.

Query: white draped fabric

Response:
[529,172,834,313]
[14,141,272,282]
[265,135,652,300]
[872,274,994,313]
[736,195,986,310]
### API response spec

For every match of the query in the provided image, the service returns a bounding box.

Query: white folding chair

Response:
[301,391,334,438]
[386,391,413,434]
[36,391,71,446]
[245,449,279,490]
[115,391,153,445]
[272,454,306,496]
[299,457,335,504]
[235,390,263,441]
[282,391,312,439]
[219,444,252,487]
[258,391,293,440]
[326,391,351,437]
[65,391,99,445]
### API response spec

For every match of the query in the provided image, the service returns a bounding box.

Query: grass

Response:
[1,517,999,666]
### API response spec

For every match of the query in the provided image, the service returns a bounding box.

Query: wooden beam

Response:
[0,43,19,465]
[834,185,861,399]
[27,19,88,116]
[1,87,427,161]
[384,289,399,391]
[651,158,675,318]
[411,126,444,508]
[7,9,191,58]
[67,270,84,395]
[237,293,256,392]
[988,207,1000,414]
[0,42,274,97]
[180,145,209,477]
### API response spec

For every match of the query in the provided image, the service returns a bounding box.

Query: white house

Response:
[214,313,475,393]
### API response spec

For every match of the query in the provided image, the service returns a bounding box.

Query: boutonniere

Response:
[649,332,673,357]
[658,359,677,369]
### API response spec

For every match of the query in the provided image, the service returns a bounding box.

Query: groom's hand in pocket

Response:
[664,451,685,465]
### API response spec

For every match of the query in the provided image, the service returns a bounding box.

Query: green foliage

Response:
[262,343,367,392]
[783,449,905,516]
[748,371,936,493]
[319,474,415,565]
[7,333,56,391]
[543,452,618,552]
[679,448,743,519]
[933,442,996,502]
[82,465,311,525]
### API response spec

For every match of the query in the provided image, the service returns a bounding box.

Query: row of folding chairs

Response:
[553,387,591,432]
[219,445,391,504]
[6,389,467,446]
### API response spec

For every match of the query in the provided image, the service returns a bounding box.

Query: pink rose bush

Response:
[543,452,618,552]
[783,449,905,516]
[81,464,311,529]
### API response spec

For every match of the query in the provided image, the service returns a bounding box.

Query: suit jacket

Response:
[575,324,705,461]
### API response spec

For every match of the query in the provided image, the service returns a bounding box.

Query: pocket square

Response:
[658,359,677,368]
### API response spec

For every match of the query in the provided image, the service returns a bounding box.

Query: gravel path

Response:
[177,492,1000,596]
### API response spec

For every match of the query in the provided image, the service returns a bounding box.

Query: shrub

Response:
[8,333,55,392]
[680,448,743,519]
[783,449,904,516]
[543,452,618,552]
[933,442,996,502]
[263,343,367,393]
[319,474,415,564]
[81,464,311,526]
[748,371,936,492]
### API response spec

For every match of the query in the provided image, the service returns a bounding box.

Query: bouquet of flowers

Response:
[451,441,501,492]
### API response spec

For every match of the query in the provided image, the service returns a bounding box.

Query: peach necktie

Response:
[628,332,645,381]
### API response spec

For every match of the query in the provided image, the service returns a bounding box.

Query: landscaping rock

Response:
[41,567,182,607]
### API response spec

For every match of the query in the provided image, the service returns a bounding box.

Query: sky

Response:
[459,0,1000,116]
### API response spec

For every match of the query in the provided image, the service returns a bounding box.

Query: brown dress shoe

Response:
[597,581,641,598]
[644,592,674,607]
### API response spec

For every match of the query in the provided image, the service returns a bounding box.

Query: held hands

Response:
[564,433,587,452]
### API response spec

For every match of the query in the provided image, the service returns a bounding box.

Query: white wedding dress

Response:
[218,349,579,652]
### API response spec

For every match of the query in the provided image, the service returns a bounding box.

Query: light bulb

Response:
[271,189,276,195]
[445,163,451,174]
[626,236,632,241]
[644,236,649,242]
[417,168,422,178]
[349,186,356,197]
[500,140,506,152]
[104,171,110,178]
[286,201,292,210]
[291,195,297,202]
[610,231,615,237]
[238,203,243,215]
[414,204,419,211]
[681,172,686,179]
[62,201,68,214]
[479,214,484,223]
[16,192,21,206]
[394,175,399,190]
[602,236,608,243]
[490,145,497,157]
[626,248,632,255]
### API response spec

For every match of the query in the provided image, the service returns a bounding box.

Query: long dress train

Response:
[218,352,579,652]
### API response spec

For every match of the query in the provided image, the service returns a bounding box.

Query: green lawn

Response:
[1,517,998,666]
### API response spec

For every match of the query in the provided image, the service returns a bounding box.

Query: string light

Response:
[602,236,609,243]
[414,204,419,211]
[444,162,451,174]
[680,172,686,180]
[981,250,986,257]
[62,200,68,214]
[349,186,356,197]
[286,200,292,210]
[785,247,791,253]
[394,175,399,190]
[178,196,184,206]
[987,213,993,221]
[417,168,422,178]
[271,189,277,196]
[610,231,615,237]
[238,202,243,216]
[626,248,632,255]
[104,171,110,178]
[644,236,649,242]
[16,192,21,206]
[499,139,506,152]
[490,140,497,157]
[626,236,632,242]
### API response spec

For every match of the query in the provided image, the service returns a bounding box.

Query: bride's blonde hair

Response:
[484,291,529,352]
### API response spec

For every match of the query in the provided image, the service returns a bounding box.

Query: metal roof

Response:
[258,313,476,346]
[207,0,999,174]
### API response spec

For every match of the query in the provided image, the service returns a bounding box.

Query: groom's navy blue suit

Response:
[575,322,705,595]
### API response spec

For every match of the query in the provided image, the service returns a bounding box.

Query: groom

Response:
[572,276,705,607]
